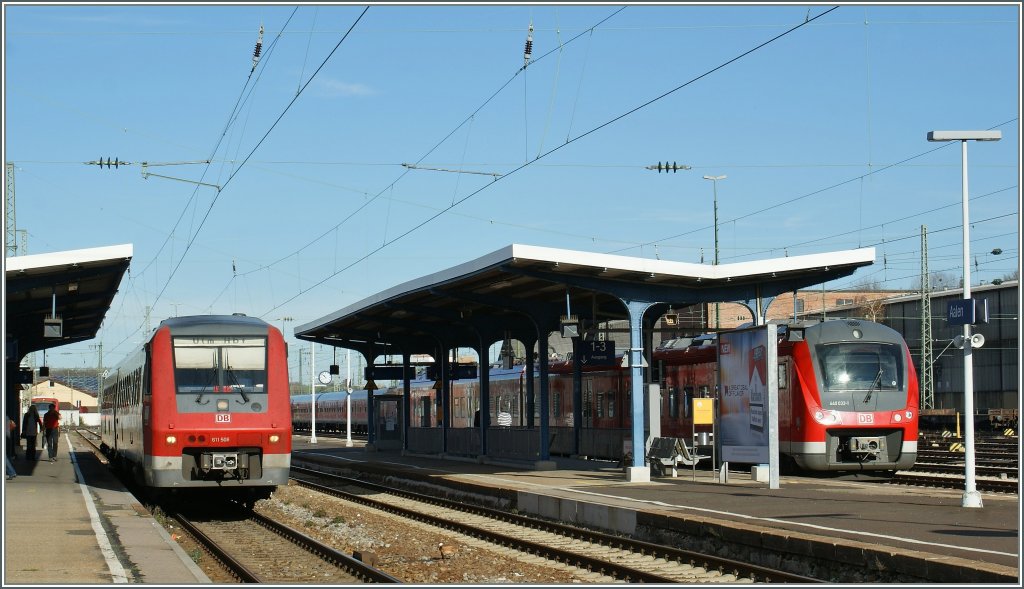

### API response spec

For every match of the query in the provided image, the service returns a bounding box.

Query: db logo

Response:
[215,414,231,423]
[857,414,874,424]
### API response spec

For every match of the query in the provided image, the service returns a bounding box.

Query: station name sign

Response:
[947,298,989,326]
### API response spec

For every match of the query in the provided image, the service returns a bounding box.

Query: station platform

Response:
[293,436,1020,584]
[2,431,209,585]
[1,431,1018,584]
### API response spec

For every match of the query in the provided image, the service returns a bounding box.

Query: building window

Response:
[795,300,805,313]
[836,298,854,306]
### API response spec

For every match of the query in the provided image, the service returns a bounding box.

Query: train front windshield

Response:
[817,343,903,393]
[173,337,267,395]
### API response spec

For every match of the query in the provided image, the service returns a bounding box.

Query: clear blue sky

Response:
[3,3,1020,373]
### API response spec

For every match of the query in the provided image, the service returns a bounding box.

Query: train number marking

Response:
[215,413,231,423]
[857,414,874,424]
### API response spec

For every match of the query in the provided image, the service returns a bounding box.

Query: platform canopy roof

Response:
[295,243,874,357]
[4,244,133,359]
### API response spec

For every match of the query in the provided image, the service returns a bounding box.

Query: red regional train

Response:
[293,319,918,472]
[291,390,370,434]
[99,314,292,505]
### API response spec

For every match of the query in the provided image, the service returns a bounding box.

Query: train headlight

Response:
[269,434,280,443]
[905,410,913,420]
[165,435,177,445]
[813,410,842,425]
[893,413,902,422]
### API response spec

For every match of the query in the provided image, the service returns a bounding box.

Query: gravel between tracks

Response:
[169,480,597,584]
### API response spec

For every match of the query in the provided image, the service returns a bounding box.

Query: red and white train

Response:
[100,314,292,504]
[291,319,919,472]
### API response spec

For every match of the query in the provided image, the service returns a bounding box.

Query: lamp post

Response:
[703,175,726,329]
[309,341,317,444]
[926,129,1001,508]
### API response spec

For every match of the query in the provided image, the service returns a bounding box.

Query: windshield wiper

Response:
[225,369,250,404]
[863,368,883,403]
[195,369,216,405]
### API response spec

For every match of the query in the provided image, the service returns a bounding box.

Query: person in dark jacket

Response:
[21,405,43,461]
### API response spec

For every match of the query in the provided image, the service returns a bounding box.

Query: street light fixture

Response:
[703,175,727,329]
[927,129,1001,508]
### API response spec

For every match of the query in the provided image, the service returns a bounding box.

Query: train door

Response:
[777,358,793,447]
[374,394,403,449]
[419,396,431,427]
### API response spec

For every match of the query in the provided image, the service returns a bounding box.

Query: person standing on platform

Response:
[6,415,17,461]
[21,405,43,461]
[6,417,17,479]
[42,403,61,462]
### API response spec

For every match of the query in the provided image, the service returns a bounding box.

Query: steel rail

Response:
[291,463,821,583]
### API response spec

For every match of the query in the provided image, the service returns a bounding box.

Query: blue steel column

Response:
[627,300,654,469]
[402,353,411,452]
[572,337,582,456]
[538,329,551,461]
[365,351,376,447]
[526,346,536,429]
[440,348,449,454]
[479,341,490,456]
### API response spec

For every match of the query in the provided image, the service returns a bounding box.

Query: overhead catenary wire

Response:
[258,6,842,316]
[106,7,364,358]
[233,6,628,284]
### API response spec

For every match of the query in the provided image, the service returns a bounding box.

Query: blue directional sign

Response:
[425,364,478,380]
[947,298,989,326]
[366,365,415,380]
[579,340,616,366]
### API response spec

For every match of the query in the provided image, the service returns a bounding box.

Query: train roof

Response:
[159,314,271,335]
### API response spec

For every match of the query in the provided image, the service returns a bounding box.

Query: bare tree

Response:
[858,297,887,322]
[914,271,957,291]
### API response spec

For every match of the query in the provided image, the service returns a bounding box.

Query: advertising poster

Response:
[718,326,777,466]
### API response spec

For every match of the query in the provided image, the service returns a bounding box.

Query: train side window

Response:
[778,363,788,389]
[552,391,561,418]
[607,392,615,418]
[668,388,678,419]
[597,393,604,418]
[683,387,694,418]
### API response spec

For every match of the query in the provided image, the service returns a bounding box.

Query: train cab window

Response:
[817,343,903,392]
[173,337,267,397]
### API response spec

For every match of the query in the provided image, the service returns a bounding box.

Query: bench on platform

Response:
[646,437,708,477]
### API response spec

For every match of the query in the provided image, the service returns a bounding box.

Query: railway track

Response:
[289,462,820,584]
[893,471,1019,493]
[167,507,402,583]
[73,429,401,584]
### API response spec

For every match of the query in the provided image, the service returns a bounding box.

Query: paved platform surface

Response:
[293,435,1020,582]
[1,431,1018,584]
[2,431,210,585]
